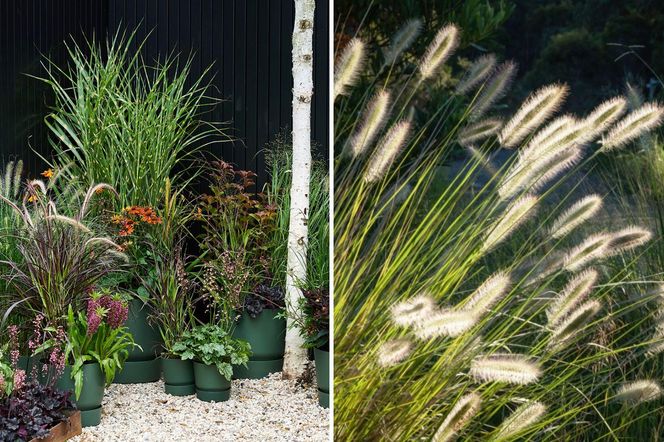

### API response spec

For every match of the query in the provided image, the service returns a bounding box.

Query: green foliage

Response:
[172,324,251,381]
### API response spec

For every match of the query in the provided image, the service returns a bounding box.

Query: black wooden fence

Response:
[0,0,329,189]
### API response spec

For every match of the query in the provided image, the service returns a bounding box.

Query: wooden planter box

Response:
[30,411,82,442]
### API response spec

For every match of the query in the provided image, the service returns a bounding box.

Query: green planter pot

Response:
[232,308,286,379]
[56,363,105,427]
[314,347,329,408]
[18,355,35,373]
[162,357,195,396]
[114,299,162,384]
[193,361,231,402]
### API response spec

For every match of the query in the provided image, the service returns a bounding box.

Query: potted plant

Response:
[173,324,251,402]
[301,288,330,408]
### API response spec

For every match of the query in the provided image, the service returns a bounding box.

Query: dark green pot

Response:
[314,347,329,408]
[193,361,231,402]
[114,299,162,384]
[56,363,105,427]
[18,355,34,373]
[162,357,195,396]
[232,309,286,379]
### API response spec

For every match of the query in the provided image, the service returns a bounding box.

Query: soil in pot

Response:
[232,308,286,379]
[314,347,329,408]
[162,357,195,396]
[114,298,162,384]
[55,363,105,427]
[193,361,231,402]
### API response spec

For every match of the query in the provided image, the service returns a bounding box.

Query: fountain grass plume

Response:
[469,353,541,385]
[413,309,477,339]
[562,233,612,272]
[455,53,497,95]
[383,18,423,67]
[432,393,482,442]
[459,271,511,315]
[377,338,413,367]
[334,38,366,99]
[493,401,547,441]
[519,115,577,161]
[364,119,412,183]
[549,194,603,239]
[390,293,436,327]
[599,102,664,151]
[499,83,569,148]
[419,24,460,80]
[471,61,517,119]
[345,90,391,158]
[548,300,601,350]
[457,118,503,147]
[606,226,652,256]
[547,268,599,327]
[614,380,663,405]
[582,96,627,140]
[481,195,539,253]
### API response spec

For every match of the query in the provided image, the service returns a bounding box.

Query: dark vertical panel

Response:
[256,0,270,190]
[245,0,258,187]
[221,0,235,164]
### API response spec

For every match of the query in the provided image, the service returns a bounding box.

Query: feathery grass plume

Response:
[432,393,481,442]
[469,353,541,385]
[334,38,366,99]
[481,195,539,253]
[599,103,664,151]
[562,233,612,272]
[455,53,497,95]
[499,83,569,148]
[581,96,627,140]
[548,300,601,350]
[12,160,23,199]
[646,328,664,357]
[419,24,460,80]
[471,61,517,119]
[390,293,436,327]
[493,401,547,441]
[614,380,663,405]
[364,119,412,183]
[377,338,413,367]
[382,18,422,67]
[606,226,652,256]
[549,195,603,239]
[345,90,391,158]
[519,115,581,161]
[530,147,583,191]
[28,179,47,195]
[413,309,478,339]
[459,271,511,315]
[45,214,92,233]
[457,118,503,147]
[547,269,599,327]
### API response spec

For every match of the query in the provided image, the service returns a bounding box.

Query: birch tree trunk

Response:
[283,0,315,379]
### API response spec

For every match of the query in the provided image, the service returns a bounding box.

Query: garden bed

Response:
[71,374,329,441]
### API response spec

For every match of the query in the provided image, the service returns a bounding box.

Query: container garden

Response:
[162,357,195,396]
[55,363,105,427]
[114,298,162,383]
[193,361,231,402]
[29,411,82,442]
[232,308,286,379]
[314,347,329,408]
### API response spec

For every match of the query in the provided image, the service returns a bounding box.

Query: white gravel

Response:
[71,373,330,441]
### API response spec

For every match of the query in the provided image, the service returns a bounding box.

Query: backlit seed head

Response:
[493,401,547,441]
[390,293,437,327]
[469,353,541,385]
[548,300,601,350]
[606,226,652,256]
[519,115,577,162]
[457,118,503,147]
[432,393,482,442]
[582,96,627,140]
[615,380,663,405]
[413,309,477,339]
[549,195,603,239]
[481,195,539,253]
[471,61,517,119]
[364,120,412,183]
[377,338,413,367]
[499,83,569,148]
[547,268,599,327]
[419,24,460,80]
[562,233,612,272]
[346,90,391,158]
[334,38,366,99]
[383,19,423,67]
[600,102,664,151]
[455,54,497,95]
[459,271,511,315]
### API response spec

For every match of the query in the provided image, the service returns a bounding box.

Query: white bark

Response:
[283,0,315,379]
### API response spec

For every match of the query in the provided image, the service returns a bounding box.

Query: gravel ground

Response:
[71,373,329,441]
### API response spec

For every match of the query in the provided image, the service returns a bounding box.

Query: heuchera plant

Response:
[300,288,330,350]
[172,324,251,381]
[243,284,285,318]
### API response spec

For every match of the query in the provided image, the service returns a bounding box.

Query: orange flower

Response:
[27,195,37,203]
[40,169,54,179]
[110,214,124,224]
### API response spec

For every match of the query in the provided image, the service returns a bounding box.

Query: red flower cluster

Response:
[111,206,162,237]
[124,206,162,225]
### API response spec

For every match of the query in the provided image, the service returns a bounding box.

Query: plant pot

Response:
[29,410,82,442]
[55,363,105,427]
[18,355,35,373]
[232,308,286,379]
[114,298,162,384]
[162,357,195,396]
[193,361,231,402]
[314,347,329,408]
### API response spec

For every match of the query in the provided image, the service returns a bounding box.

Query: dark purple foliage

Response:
[243,284,285,318]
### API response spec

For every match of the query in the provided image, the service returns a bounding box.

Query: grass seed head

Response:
[383,18,423,67]
[493,401,547,441]
[334,38,366,99]
[459,271,511,315]
[547,268,599,327]
[390,293,437,327]
[549,194,603,239]
[582,96,627,140]
[419,24,460,80]
[346,90,391,158]
[457,118,503,147]
[364,120,412,183]
[432,393,482,442]
[563,233,612,272]
[413,309,478,339]
[615,380,663,405]
[471,61,517,119]
[377,338,413,367]
[600,102,664,151]
[481,195,539,253]
[606,226,652,256]
[455,53,497,95]
[469,353,541,385]
[548,300,602,350]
